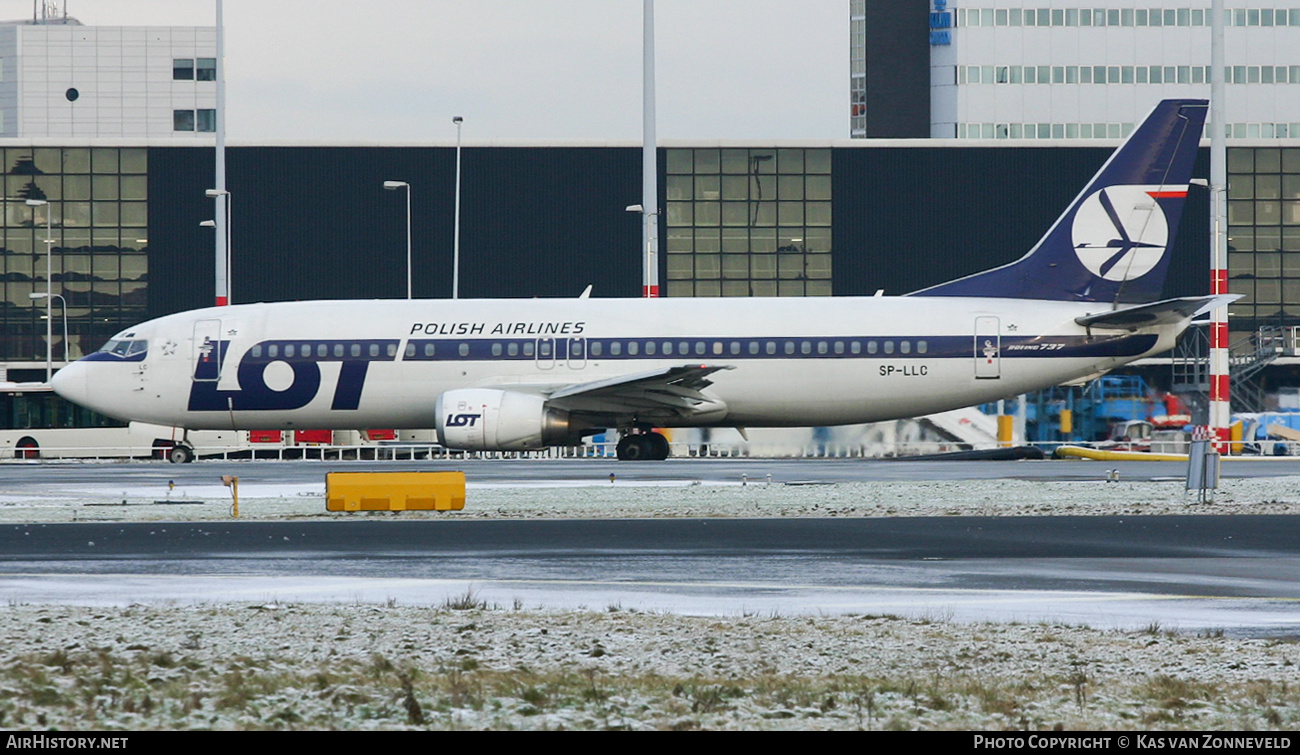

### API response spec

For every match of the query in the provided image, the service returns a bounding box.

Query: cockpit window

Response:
[100,339,148,358]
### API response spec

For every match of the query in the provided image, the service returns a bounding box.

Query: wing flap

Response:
[547,364,733,420]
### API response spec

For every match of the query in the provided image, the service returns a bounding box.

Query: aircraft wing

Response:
[1075,294,1239,331]
[544,364,734,419]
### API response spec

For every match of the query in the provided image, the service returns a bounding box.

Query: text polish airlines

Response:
[53,100,1226,461]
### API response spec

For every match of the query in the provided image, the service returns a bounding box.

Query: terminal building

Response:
[0,6,1296,420]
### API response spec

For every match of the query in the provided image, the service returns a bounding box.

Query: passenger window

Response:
[334,344,344,357]
[817,341,828,355]
[251,344,262,358]
[508,342,519,356]
[386,343,396,357]
[680,341,690,355]
[834,341,844,354]
[572,342,584,357]
[611,342,622,356]
[867,341,877,354]
[268,344,279,358]
[748,342,759,355]
[766,342,776,355]
[694,342,705,356]
[591,341,602,357]
[918,340,928,354]
[318,344,328,357]
[523,341,534,357]
[629,341,639,356]
[350,344,361,357]
[644,341,655,356]
[801,341,812,355]
[540,341,551,357]
[369,344,380,357]
[784,342,795,355]
[662,342,672,355]
[491,343,502,356]
[851,341,861,355]
[424,343,436,357]
[884,341,894,354]
[404,343,415,358]
[458,343,470,357]
[285,344,295,358]
[900,341,911,355]
[729,342,740,355]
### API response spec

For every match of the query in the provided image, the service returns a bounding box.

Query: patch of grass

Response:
[442,590,487,611]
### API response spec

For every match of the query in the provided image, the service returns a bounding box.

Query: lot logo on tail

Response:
[1071,185,1170,281]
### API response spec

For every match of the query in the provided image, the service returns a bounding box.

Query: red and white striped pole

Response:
[1209,272,1230,454]
[1209,0,1230,453]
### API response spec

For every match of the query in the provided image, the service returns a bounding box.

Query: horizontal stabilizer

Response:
[1074,294,1238,330]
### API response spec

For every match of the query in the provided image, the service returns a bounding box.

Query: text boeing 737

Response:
[52,99,1227,461]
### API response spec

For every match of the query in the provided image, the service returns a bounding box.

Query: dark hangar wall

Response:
[149,144,1210,318]
[147,146,644,318]
[831,146,1211,300]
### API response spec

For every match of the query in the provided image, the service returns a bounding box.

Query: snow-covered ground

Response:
[2,474,1300,522]
[1,603,1296,730]
[3,471,1299,729]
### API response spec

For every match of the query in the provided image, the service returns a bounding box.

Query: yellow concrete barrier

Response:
[326,471,466,512]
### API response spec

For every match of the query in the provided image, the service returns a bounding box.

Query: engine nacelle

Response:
[435,388,577,451]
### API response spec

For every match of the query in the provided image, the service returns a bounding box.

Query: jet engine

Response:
[435,388,579,451]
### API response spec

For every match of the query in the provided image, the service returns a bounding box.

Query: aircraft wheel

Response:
[616,435,648,461]
[168,444,195,464]
[616,433,669,461]
[647,432,670,460]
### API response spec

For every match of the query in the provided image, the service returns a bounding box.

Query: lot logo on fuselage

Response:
[188,339,398,412]
[1071,185,1169,281]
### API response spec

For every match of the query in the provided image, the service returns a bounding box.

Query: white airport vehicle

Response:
[0,382,243,461]
[51,100,1226,462]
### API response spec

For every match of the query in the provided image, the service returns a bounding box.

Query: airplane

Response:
[52,99,1226,462]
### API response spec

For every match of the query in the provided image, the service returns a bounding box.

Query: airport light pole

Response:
[206,189,232,303]
[28,293,68,366]
[641,0,660,297]
[25,198,54,381]
[383,180,412,298]
[213,0,228,307]
[453,115,463,300]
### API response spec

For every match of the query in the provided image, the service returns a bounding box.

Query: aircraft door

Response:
[974,316,1000,379]
[567,337,586,369]
[192,319,224,381]
[536,337,555,370]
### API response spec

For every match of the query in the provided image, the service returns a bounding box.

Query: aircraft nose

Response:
[49,359,89,406]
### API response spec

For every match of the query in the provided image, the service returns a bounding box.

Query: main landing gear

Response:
[615,430,670,461]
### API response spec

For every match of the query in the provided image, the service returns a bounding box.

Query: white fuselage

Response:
[52,296,1179,433]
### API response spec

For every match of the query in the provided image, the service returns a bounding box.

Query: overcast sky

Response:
[4,0,848,142]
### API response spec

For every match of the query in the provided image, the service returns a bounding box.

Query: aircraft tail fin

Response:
[911,99,1208,303]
